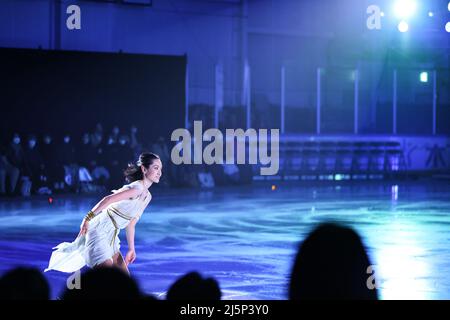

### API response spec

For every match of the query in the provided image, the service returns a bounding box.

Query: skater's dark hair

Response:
[124,152,160,183]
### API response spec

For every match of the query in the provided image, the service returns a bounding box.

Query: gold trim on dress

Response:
[109,206,132,221]
[106,207,131,247]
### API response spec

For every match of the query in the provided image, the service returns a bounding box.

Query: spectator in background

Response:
[222,164,240,185]
[0,136,20,196]
[104,133,121,188]
[41,134,58,191]
[5,133,27,196]
[91,127,105,162]
[90,123,105,165]
[103,134,133,188]
[109,126,120,145]
[89,129,110,188]
[289,223,378,300]
[92,123,104,142]
[23,134,47,194]
[74,133,95,193]
[55,134,78,192]
[78,133,93,168]
[129,125,143,159]
[91,128,103,149]
[117,134,134,170]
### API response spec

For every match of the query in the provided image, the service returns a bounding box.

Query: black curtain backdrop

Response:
[0,47,186,142]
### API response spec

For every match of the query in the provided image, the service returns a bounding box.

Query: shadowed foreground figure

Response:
[167,271,221,300]
[289,223,378,300]
[61,266,143,300]
[0,267,50,300]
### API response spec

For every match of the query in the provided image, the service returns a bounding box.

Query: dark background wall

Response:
[0,48,186,139]
[0,0,449,135]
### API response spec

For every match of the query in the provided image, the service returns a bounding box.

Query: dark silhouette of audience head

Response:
[0,267,50,300]
[62,266,142,300]
[167,271,221,301]
[289,223,378,300]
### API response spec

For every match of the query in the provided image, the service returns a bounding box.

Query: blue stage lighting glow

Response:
[394,0,417,18]
[428,11,434,17]
[446,22,450,33]
[398,20,409,32]
[420,72,428,83]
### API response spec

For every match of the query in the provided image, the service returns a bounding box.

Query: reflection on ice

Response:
[0,182,449,299]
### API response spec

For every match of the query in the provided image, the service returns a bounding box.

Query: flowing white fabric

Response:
[45,181,151,273]
[44,235,87,273]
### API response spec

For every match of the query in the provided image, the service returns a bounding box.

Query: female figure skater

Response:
[45,152,162,275]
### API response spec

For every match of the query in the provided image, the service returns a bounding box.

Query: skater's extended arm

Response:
[78,188,141,236]
[91,188,141,214]
[125,218,138,265]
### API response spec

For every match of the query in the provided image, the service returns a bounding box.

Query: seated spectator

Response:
[129,125,143,159]
[75,133,96,193]
[167,271,221,301]
[23,134,48,194]
[5,133,27,196]
[117,134,134,171]
[109,125,120,145]
[0,138,20,196]
[55,134,78,192]
[78,133,93,168]
[89,131,110,188]
[94,122,104,138]
[61,267,142,300]
[222,164,240,185]
[41,134,59,191]
[0,267,50,300]
[289,223,378,300]
[104,134,122,189]
[197,169,215,188]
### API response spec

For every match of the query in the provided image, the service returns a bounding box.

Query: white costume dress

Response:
[45,180,151,273]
